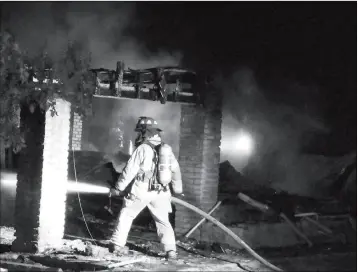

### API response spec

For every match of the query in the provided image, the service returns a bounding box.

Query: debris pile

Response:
[209,158,356,251]
[218,159,356,224]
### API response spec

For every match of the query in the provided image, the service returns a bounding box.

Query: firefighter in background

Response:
[109,117,183,260]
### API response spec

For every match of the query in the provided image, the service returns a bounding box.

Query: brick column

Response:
[175,86,222,238]
[70,112,83,151]
[12,99,71,252]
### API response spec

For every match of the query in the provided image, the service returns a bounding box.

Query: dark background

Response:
[133,2,356,156]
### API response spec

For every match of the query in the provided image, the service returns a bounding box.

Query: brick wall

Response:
[12,99,71,252]
[70,112,83,151]
[175,86,222,238]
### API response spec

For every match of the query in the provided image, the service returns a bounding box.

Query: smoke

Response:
[3,2,182,69]
[220,67,330,195]
[87,97,181,157]
[3,2,183,156]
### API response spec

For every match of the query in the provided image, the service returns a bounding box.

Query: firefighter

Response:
[109,117,183,260]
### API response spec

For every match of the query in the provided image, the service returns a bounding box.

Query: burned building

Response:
[9,61,222,252]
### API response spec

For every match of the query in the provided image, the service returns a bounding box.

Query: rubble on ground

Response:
[0,227,247,271]
[0,228,15,246]
[1,220,356,272]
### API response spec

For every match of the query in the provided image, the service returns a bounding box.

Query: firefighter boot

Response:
[166,250,177,260]
[109,243,129,255]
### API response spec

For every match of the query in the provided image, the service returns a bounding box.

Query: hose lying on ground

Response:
[171,196,283,272]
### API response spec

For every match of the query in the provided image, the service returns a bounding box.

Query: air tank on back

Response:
[158,143,173,186]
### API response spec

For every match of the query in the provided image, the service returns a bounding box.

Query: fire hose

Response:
[171,196,283,272]
[106,189,282,271]
[72,152,281,271]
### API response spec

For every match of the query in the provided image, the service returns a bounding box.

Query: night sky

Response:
[1,2,356,157]
[134,2,357,155]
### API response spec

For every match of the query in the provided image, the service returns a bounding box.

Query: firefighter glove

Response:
[174,193,185,199]
[110,187,124,197]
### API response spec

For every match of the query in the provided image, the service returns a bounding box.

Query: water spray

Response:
[66,181,110,194]
[1,172,110,194]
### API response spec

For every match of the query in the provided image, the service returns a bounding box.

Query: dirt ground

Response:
[0,226,356,271]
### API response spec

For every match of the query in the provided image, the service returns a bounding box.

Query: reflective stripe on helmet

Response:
[135,116,161,132]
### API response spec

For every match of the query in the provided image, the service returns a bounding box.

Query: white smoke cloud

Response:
[3,2,182,69]
[220,67,331,195]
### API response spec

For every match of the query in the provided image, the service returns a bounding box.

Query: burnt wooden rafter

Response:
[26,61,203,105]
[91,62,201,105]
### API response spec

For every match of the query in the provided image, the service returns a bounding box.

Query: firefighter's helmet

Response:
[134,116,162,132]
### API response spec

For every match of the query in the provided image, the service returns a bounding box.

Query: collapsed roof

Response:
[90,64,201,104]
[26,62,202,104]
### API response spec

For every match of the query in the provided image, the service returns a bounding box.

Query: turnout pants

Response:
[110,190,176,252]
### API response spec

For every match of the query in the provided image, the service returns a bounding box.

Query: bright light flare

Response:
[235,131,254,155]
